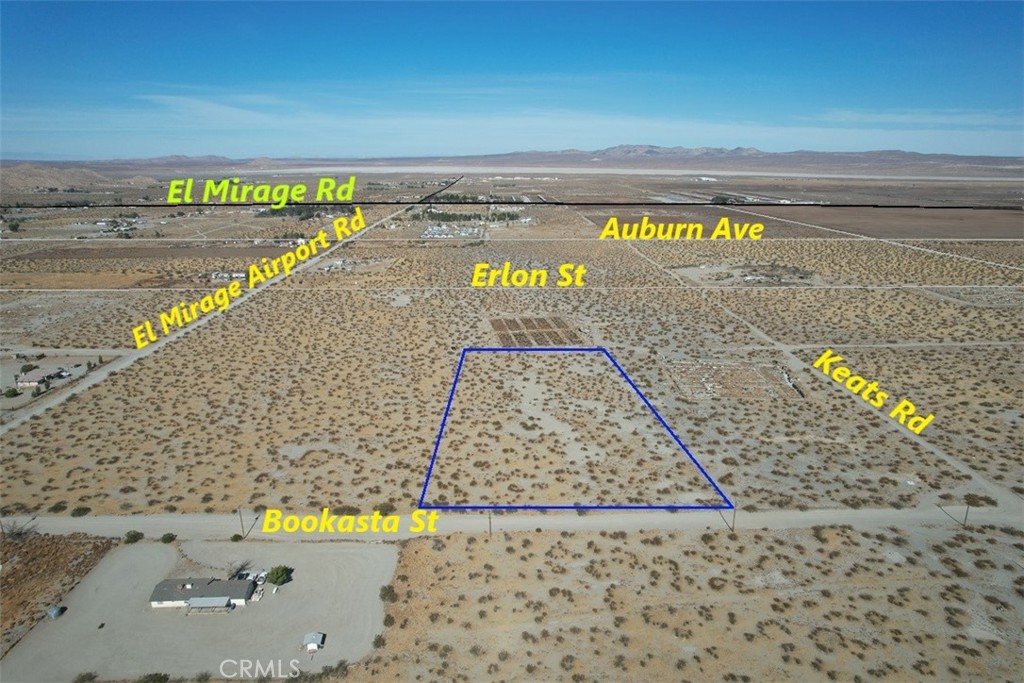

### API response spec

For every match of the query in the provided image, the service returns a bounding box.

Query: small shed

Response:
[303,632,326,653]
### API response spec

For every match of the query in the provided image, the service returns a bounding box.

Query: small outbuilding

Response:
[303,632,326,653]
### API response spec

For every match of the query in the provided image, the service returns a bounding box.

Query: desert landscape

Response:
[3,0,1021,679]
[0,157,1021,682]
[356,523,1023,682]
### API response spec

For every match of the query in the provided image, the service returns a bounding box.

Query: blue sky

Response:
[2,1,1021,159]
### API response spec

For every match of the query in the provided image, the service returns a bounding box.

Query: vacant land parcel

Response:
[421,348,729,509]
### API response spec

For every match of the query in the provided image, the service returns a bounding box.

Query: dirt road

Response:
[629,240,1021,512]
[4,495,1020,544]
[0,205,410,437]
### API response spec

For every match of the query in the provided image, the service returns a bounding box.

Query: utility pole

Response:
[238,507,245,535]
[488,512,492,537]
[718,508,737,532]
[963,505,970,527]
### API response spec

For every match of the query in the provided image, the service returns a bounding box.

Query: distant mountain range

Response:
[561,145,767,158]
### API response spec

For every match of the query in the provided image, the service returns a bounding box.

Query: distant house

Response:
[303,632,326,653]
[149,578,255,609]
[16,368,55,389]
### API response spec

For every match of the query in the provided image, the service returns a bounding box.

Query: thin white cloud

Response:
[137,95,284,126]
[804,108,1022,128]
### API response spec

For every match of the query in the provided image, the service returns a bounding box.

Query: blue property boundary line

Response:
[418,347,734,511]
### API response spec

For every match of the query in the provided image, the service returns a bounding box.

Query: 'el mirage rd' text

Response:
[167,175,357,209]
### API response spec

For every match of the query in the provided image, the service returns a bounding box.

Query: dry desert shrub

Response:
[331,524,1022,682]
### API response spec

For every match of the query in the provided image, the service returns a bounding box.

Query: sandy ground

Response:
[0,259,1017,519]
[335,524,1023,683]
[0,540,396,683]
[0,531,115,657]
[424,350,723,508]
[742,207,1023,239]
[1,174,1021,681]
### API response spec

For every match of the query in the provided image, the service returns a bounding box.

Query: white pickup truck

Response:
[236,570,269,585]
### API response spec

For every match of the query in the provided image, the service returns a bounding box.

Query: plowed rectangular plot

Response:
[488,316,583,347]
[670,362,803,400]
[419,348,730,509]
